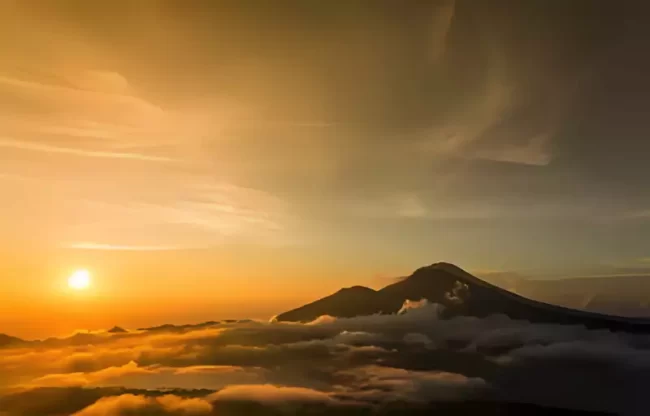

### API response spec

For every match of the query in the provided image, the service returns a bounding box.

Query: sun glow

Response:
[68,269,91,290]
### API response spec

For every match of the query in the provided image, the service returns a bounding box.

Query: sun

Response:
[68,269,92,290]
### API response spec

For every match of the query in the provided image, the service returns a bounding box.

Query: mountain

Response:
[107,326,127,334]
[511,275,650,318]
[475,270,650,317]
[276,262,650,332]
[277,285,382,321]
[0,333,25,348]
[138,321,220,332]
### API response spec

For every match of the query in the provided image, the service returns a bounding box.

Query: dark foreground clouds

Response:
[1,302,649,415]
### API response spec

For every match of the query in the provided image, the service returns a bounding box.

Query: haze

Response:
[1,1,650,339]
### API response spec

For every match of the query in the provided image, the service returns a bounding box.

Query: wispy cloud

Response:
[430,0,456,62]
[626,210,650,219]
[55,181,290,249]
[396,195,430,218]
[0,71,190,164]
[262,121,336,128]
[64,242,185,252]
[0,73,163,119]
[0,138,174,162]
[474,134,552,166]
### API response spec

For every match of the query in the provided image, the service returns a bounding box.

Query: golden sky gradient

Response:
[2,1,650,338]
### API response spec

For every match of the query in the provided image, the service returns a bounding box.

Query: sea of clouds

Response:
[1,301,649,415]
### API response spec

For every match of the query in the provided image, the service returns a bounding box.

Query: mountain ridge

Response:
[0,333,24,348]
[276,262,650,332]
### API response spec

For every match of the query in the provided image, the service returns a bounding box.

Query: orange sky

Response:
[2,2,650,339]
[0,243,417,338]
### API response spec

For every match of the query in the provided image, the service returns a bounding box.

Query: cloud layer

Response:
[1,302,649,415]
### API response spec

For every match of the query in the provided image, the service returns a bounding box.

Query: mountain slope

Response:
[515,275,650,317]
[275,286,380,322]
[276,262,650,333]
[0,333,25,348]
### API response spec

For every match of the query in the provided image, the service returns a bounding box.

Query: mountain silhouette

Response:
[276,262,650,332]
[107,326,127,334]
[491,274,650,318]
[0,333,24,348]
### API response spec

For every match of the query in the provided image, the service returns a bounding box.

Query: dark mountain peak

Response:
[276,283,380,322]
[336,285,376,294]
[138,321,221,333]
[139,323,177,332]
[0,333,24,348]
[410,262,481,281]
[275,264,474,323]
[276,261,650,333]
[422,261,459,270]
[107,326,127,334]
[429,261,468,273]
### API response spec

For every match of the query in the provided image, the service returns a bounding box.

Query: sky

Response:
[1,0,650,338]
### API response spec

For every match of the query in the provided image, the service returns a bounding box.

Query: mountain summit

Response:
[0,333,24,348]
[107,326,127,334]
[276,262,650,333]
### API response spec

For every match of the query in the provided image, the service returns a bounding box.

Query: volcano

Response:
[276,262,650,333]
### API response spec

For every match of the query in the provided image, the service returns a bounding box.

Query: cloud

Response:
[22,361,152,388]
[0,67,290,249]
[208,384,334,404]
[491,340,650,414]
[16,356,267,391]
[335,365,486,403]
[396,195,430,218]
[1,0,649,267]
[474,134,552,166]
[397,299,433,315]
[0,73,162,119]
[444,281,470,305]
[624,210,650,220]
[64,242,184,251]
[72,394,212,416]
[0,72,167,157]
[0,68,231,172]
[68,71,131,95]
[35,179,290,250]
[429,0,456,62]
[3,302,650,414]
[0,137,173,162]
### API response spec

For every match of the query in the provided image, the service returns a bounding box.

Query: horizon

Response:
[2,1,650,340]
[5,258,650,340]
[2,2,650,415]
